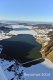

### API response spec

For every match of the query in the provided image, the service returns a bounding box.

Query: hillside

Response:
[41,39,53,62]
[47,31,53,39]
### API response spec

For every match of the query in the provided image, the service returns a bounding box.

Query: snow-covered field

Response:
[0,58,53,80]
[9,30,37,37]
[24,59,53,80]
[0,65,8,80]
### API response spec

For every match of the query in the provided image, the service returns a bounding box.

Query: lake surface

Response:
[13,27,30,31]
[0,34,42,66]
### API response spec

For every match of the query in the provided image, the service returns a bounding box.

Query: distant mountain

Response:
[33,24,53,29]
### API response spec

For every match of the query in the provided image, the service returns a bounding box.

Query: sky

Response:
[0,0,53,22]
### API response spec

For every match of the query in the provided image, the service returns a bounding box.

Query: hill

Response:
[41,39,53,62]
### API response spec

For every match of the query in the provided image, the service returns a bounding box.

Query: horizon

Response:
[0,20,53,24]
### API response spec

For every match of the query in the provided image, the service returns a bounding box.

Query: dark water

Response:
[0,34,43,67]
[13,27,30,31]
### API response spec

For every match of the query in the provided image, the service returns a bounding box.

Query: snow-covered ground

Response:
[9,30,37,37]
[0,31,12,40]
[11,25,32,29]
[24,59,53,80]
[0,65,8,80]
[0,58,53,80]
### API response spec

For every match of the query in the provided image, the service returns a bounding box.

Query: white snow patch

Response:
[42,58,53,69]
[0,66,8,80]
